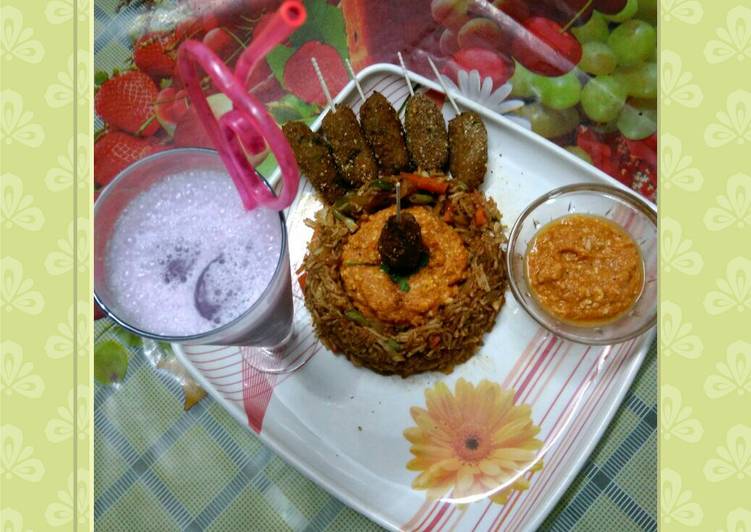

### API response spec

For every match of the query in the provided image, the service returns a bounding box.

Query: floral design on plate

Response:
[440,70,530,130]
[404,378,542,505]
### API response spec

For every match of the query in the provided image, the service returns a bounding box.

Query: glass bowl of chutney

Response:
[506,183,657,345]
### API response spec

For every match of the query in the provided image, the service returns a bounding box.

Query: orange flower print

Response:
[404,378,543,505]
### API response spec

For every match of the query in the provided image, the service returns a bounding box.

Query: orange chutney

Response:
[525,214,643,325]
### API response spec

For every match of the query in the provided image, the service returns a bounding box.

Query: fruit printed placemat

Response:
[94,0,657,198]
[93,0,657,529]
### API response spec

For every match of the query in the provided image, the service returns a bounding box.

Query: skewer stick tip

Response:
[344,58,366,102]
[311,57,335,112]
[397,52,414,97]
[427,56,460,115]
[395,181,402,222]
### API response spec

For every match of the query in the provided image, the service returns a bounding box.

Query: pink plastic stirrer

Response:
[176,1,306,211]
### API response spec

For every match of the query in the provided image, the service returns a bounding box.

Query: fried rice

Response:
[299,185,507,377]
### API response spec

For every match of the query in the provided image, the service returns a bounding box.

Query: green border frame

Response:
[1,0,92,528]
[3,0,750,528]
[660,1,751,530]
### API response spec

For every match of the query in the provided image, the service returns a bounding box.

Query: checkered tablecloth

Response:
[94,317,655,531]
[94,1,656,529]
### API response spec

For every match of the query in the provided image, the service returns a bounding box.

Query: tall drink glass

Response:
[94,148,308,373]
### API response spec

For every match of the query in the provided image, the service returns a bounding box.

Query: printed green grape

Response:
[581,75,627,122]
[615,62,656,98]
[636,0,657,25]
[515,103,580,138]
[579,42,618,75]
[603,0,638,22]
[629,97,656,110]
[532,71,582,110]
[94,340,129,384]
[608,20,656,66]
[509,62,535,98]
[566,146,593,164]
[572,11,610,44]
[617,104,656,139]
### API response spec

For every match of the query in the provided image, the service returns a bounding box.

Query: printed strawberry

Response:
[155,87,189,126]
[576,126,616,177]
[249,11,292,49]
[95,70,161,136]
[202,27,245,63]
[625,136,656,169]
[283,41,347,106]
[94,131,163,187]
[173,106,214,149]
[247,60,284,102]
[175,17,206,42]
[169,62,186,90]
[201,14,222,32]
[134,31,178,79]
[612,134,656,200]
[575,127,655,201]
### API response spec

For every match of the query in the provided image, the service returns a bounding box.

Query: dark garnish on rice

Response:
[299,183,506,377]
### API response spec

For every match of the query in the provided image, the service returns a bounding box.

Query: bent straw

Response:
[177,0,305,211]
[427,56,460,115]
[397,52,414,97]
[311,57,335,112]
[345,58,365,102]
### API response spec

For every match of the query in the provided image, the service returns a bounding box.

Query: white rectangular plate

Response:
[174,63,655,532]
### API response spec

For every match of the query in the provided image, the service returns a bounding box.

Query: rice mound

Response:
[300,189,507,377]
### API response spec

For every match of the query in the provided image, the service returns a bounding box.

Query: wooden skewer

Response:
[427,56,460,115]
[311,57,335,112]
[344,58,365,102]
[397,52,414,97]
[395,181,402,222]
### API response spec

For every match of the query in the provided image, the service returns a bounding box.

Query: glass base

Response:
[241,326,314,374]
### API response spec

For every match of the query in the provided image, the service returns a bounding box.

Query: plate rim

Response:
[173,62,657,531]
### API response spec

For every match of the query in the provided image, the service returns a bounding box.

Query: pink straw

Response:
[176,1,306,211]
